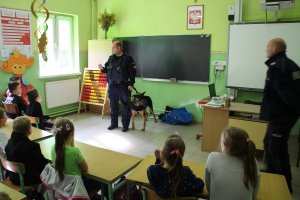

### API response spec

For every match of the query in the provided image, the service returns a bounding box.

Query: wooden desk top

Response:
[0,120,53,142]
[229,102,261,114]
[0,183,27,200]
[126,156,291,200]
[38,138,142,183]
[203,102,261,115]
[257,173,292,200]
[126,155,209,197]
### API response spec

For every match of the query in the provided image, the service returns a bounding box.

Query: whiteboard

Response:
[227,22,300,90]
[88,40,112,68]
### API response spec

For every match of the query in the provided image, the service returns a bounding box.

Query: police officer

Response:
[98,41,136,132]
[260,38,300,193]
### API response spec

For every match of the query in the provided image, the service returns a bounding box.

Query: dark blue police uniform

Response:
[101,53,136,131]
[260,51,300,192]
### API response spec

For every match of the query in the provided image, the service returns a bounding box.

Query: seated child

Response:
[51,117,103,198]
[0,107,8,158]
[147,134,204,199]
[5,116,48,185]
[26,89,53,130]
[205,127,261,200]
[5,76,28,105]
[4,82,27,119]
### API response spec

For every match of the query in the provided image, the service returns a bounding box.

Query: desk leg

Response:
[126,182,130,200]
[108,183,113,200]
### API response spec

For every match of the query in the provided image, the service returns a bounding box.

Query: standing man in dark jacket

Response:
[98,41,136,132]
[5,116,48,185]
[260,38,300,193]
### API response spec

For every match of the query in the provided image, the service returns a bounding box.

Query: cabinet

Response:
[202,102,267,152]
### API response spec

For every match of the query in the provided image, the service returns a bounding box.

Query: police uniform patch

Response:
[292,71,300,80]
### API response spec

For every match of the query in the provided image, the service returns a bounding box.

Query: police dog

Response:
[131,88,157,131]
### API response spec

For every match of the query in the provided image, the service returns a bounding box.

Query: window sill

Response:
[39,72,82,80]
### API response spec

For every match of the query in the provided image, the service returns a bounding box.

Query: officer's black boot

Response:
[108,125,118,130]
[121,127,128,132]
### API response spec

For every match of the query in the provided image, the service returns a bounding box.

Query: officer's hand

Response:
[98,64,104,70]
[128,86,133,91]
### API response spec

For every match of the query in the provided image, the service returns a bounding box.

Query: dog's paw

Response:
[155,120,158,123]
[140,128,145,131]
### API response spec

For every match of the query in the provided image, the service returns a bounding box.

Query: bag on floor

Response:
[161,107,192,125]
[113,176,142,200]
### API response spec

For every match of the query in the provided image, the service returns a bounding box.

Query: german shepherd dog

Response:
[131,88,157,131]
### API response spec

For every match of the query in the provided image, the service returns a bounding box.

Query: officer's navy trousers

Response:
[108,84,131,128]
[264,118,298,192]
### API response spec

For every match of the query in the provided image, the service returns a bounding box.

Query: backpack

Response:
[113,183,142,200]
[161,107,192,125]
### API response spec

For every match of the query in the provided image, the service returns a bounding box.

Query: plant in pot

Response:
[98,9,116,39]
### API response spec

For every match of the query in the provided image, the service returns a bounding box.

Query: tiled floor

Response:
[66,112,299,200]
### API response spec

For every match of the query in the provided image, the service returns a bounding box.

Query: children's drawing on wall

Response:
[0,8,35,103]
[0,49,35,104]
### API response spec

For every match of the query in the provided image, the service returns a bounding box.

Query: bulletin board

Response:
[0,7,33,61]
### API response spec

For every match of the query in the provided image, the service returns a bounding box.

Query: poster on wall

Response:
[187,5,204,30]
[0,7,33,61]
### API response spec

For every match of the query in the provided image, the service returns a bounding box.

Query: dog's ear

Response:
[142,92,145,96]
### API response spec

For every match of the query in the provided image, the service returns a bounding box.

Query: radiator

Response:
[45,79,80,109]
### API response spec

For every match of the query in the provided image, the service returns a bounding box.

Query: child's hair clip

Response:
[66,124,71,131]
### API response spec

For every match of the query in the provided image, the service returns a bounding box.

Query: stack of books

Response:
[205,100,224,108]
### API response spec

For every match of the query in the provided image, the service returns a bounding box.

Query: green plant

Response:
[98,9,116,39]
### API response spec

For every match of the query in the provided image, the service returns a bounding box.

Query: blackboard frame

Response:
[115,34,211,84]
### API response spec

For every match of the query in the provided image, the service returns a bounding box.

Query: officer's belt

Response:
[110,81,128,85]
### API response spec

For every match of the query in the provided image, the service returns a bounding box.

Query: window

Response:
[38,14,79,77]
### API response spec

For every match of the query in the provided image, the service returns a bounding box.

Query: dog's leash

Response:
[132,86,139,94]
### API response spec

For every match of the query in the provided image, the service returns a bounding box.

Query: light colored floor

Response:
[66,112,299,200]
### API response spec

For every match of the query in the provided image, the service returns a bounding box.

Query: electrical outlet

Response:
[213,61,226,71]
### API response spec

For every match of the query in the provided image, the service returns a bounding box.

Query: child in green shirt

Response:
[51,117,103,198]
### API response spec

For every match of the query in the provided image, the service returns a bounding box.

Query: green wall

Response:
[97,0,234,120]
[0,0,92,116]
[97,0,300,134]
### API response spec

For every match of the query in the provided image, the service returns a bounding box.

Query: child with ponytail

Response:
[51,117,102,198]
[205,127,261,200]
[147,134,204,199]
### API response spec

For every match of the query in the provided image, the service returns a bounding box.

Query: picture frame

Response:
[187,5,204,30]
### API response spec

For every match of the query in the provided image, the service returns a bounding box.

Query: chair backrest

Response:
[0,156,26,193]
[142,187,197,200]
[25,116,40,128]
[2,103,19,115]
[40,164,89,199]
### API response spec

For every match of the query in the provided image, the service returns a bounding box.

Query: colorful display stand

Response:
[78,68,108,118]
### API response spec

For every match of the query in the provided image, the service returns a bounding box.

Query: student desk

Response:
[38,138,142,200]
[0,183,27,200]
[202,102,267,152]
[126,156,292,200]
[0,120,53,142]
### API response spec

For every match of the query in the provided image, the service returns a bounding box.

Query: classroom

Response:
[0,0,300,200]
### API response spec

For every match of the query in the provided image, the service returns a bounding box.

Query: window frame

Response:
[38,13,80,78]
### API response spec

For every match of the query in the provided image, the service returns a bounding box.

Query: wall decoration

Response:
[187,5,204,30]
[0,7,33,61]
[98,9,116,39]
[31,0,49,61]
